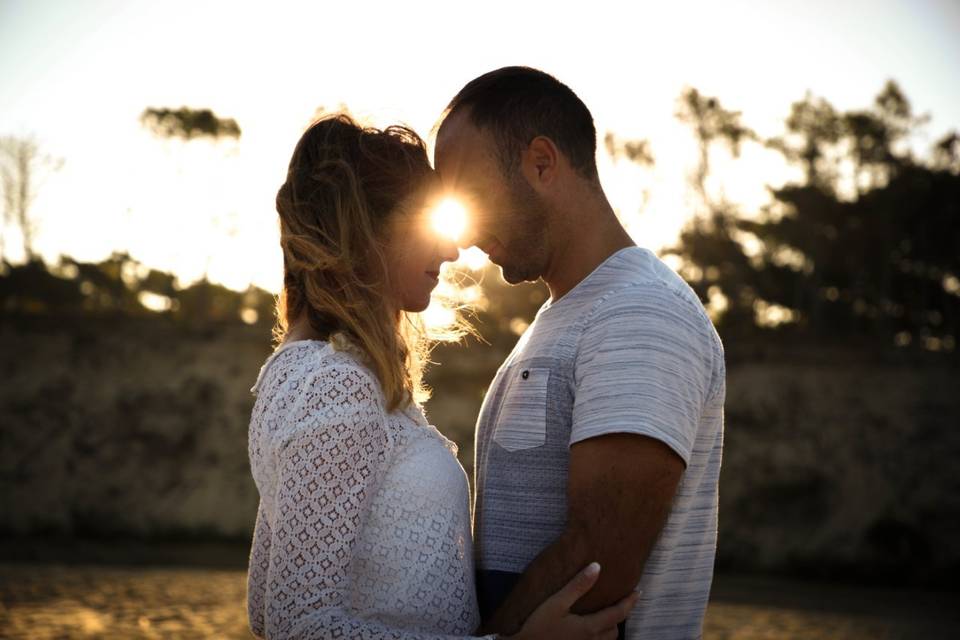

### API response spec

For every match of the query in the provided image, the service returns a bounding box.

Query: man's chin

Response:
[498,263,538,285]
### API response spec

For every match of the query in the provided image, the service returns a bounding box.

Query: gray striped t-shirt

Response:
[473,246,724,640]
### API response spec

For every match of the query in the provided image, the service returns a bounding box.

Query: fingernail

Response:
[585,561,600,577]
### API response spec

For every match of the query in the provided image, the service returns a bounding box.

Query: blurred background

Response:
[1,0,959,637]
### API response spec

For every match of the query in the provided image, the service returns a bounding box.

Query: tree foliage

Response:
[0,252,274,327]
[140,107,241,141]
[0,135,63,261]
[668,81,959,353]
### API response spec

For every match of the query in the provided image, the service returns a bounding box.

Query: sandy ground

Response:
[0,564,956,639]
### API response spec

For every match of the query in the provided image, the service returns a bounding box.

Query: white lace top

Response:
[246,339,492,639]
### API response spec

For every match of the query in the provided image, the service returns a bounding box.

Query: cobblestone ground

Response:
[0,564,956,639]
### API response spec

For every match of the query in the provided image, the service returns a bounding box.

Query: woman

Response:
[246,114,636,639]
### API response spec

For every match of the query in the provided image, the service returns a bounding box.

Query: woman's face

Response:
[383,184,459,313]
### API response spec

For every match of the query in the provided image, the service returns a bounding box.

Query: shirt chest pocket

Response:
[493,366,550,452]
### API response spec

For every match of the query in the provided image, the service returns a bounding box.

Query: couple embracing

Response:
[245,66,725,640]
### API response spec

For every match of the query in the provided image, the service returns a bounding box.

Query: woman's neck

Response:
[283,314,326,345]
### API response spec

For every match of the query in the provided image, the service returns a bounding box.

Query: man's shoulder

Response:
[575,251,723,366]
[572,246,697,305]
[584,268,710,332]
[524,248,719,358]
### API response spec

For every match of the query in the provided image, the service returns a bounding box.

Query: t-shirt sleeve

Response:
[571,283,714,465]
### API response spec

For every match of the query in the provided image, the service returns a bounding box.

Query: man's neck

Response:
[543,198,635,302]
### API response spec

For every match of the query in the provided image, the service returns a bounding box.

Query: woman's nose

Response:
[437,235,459,264]
[455,227,480,250]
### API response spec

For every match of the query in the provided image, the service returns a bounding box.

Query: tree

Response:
[932,131,960,173]
[676,87,756,209]
[604,132,655,167]
[0,135,63,262]
[0,250,275,326]
[669,81,960,353]
[140,105,243,307]
[140,107,241,141]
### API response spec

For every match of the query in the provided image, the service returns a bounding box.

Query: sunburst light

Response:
[430,198,468,242]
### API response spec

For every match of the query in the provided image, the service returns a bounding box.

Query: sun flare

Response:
[430,198,468,242]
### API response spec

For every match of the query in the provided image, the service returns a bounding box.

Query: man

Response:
[433,66,725,639]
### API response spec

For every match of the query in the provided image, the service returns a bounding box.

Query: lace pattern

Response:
[246,340,488,639]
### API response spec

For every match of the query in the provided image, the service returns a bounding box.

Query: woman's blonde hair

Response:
[274,113,449,412]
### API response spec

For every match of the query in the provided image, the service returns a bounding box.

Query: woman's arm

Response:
[247,500,271,637]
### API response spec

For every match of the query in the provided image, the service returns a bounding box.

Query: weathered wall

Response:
[2,316,957,584]
[0,317,269,539]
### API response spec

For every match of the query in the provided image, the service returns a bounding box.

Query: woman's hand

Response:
[503,562,639,640]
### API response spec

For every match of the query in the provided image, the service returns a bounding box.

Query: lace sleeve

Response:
[247,500,270,637]
[263,362,493,640]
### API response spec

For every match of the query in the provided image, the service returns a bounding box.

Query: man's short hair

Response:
[440,66,600,181]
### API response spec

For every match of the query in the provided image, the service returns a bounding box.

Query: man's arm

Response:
[481,281,711,635]
[481,431,685,635]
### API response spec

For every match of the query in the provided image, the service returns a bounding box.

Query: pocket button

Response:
[493,366,549,452]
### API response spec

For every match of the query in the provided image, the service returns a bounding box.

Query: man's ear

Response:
[521,136,560,189]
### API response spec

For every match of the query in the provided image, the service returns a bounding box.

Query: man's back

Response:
[474,246,725,639]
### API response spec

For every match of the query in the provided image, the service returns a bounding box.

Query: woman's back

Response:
[246,339,481,639]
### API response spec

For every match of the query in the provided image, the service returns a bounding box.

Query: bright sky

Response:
[2,0,958,293]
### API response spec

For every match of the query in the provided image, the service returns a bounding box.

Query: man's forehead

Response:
[435,112,494,181]
[436,108,474,143]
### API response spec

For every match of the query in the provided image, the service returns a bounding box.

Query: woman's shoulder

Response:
[253,337,385,411]
[251,338,396,451]
[312,345,387,412]
[250,339,324,397]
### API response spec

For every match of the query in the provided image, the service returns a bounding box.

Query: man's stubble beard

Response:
[498,176,552,285]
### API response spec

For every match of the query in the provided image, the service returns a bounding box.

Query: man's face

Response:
[434,112,550,284]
